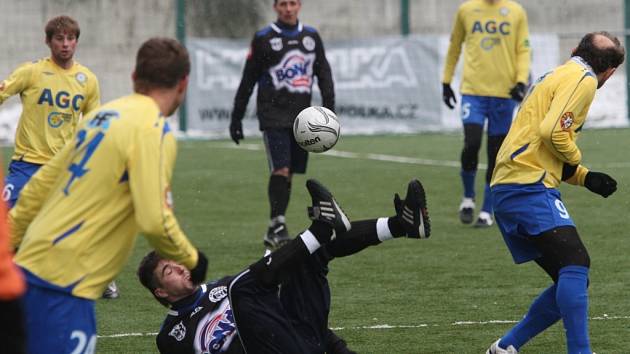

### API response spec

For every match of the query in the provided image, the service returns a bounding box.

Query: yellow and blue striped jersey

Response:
[0,57,100,164]
[442,0,530,98]
[491,58,598,188]
[11,93,198,300]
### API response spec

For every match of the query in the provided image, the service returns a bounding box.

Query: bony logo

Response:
[270,49,315,93]
[37,89,84,111]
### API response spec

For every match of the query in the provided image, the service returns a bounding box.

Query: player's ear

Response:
[131,71,137,82]
[154,287,168,300]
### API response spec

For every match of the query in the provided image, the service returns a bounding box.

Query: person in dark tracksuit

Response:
[140,179,430,354]
[229,0,334,249]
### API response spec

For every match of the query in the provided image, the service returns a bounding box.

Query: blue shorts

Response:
[22,268,97,354]
[492,183,575,264]
[3,160,42,208]
[263,128,308,174]
[461,95,517,136]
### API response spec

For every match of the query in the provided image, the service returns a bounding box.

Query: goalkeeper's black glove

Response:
[442,83,457,109]
[509,82,527,102]
[584,171,617,198]
[229,119,244,145]
[561,163,579,181]
[190,250,208,284]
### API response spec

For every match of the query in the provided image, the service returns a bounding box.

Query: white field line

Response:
[98,315,630,339]
[210,143,630,170]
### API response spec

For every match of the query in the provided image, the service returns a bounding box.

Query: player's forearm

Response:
[545,132,582,165]
[442,46,461,84]
[231,65,258,121]
[144,218,198,270]
[515,50,531,84]
[565,165,589,186]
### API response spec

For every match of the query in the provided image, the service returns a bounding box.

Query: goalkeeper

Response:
[139,179,430,354]
[486,32,624,354]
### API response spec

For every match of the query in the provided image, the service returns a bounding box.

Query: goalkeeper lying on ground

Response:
[138,179,430,354]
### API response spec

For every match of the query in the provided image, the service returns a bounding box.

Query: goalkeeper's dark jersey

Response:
[231,20,335,130]
[156,277,245,354]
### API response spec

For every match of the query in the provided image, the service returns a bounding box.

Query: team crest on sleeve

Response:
[169,321,187,341]
[560,112,574,131]
[269,37,283,51]
[302,36,316,51]
[208,286,228,303]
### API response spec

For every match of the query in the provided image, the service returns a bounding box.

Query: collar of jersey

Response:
[167,283,207,316]
[271,21,303,37]
[571,56,595,77]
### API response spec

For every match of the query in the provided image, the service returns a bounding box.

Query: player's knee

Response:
[272,168,290,177]
[248,256,278,288]
[461,125,483,171]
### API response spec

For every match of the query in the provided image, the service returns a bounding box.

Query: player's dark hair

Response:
[137,251,171,307]
[45,15,80,41]
[573,31,625,74]
[133,37,190,93]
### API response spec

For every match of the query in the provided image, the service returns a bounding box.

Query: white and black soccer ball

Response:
[293,106,340,153]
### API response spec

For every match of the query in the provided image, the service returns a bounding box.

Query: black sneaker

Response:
[394,179,430,238]
[306,179,351,239]
[263,223,291,250]
[458,198,475,224]
[102,281,120,299]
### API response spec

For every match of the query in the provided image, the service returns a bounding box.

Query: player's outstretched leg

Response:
[249,180,350,288]
[324,178,431,258]
[306,179,351,238]
[394,179,431,238]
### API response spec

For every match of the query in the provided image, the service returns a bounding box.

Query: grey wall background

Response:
[0,0,624,103]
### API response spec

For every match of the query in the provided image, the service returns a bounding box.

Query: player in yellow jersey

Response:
[0,15,100,208]
[486,32,624,354]
[441,0,530,227]
[0,16,120,300]
[9,37,208,354]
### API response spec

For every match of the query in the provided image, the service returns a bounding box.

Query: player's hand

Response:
[229,120,244,145]
[442,83,457,109]
[561,163,579,181]
[584,171,617,198]
[509,82,527,102]
[190,250,208,284]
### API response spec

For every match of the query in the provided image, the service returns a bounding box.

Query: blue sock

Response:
[557,266,591,354]
[460,169,476,199]
[481,184,493,213]
[499,284,561,350]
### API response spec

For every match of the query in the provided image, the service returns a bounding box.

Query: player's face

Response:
[274,0,301,25]
[47,30,77,67]
[154,259,196,301]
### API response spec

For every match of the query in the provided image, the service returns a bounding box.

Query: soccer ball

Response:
[293,106,340,153]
